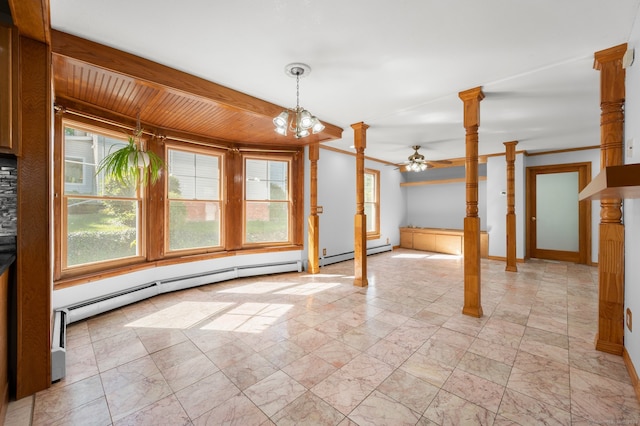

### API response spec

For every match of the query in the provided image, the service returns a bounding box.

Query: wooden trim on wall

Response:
[400,176,487,187]
[16,35,52,398]
[526,162,591,264]
[525,145,600,157]
[623,347,640,404]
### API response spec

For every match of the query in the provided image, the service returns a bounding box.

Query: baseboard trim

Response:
[486,255,525,263]
[623,347,640,404]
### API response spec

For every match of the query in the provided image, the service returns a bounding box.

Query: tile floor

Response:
[5,249,640,425]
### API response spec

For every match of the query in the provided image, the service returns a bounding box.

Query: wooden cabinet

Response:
[399,227,488,258]
[0,24,19,155]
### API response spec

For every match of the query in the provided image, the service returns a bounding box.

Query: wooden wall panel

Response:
[16,35,51,398]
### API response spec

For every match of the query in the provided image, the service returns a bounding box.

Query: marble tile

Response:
[467,338,517,366]
[162,352,219,392]
[340,353,394,389]
[4,395,33,426]
[497,388,571,425]
[507,363,571,412]
[33,375,104,424]
[348,390,421,425]
[313,339,362,368]
[92,328,148,372]
[282,353,337,389]
[175,371,240,419]
[400,352,454,387]
[442,369,505,413]
[383,318,438,351]
[336,327,381,351]
[113,395,190,426]
[271,391,345,426]
[205,340,256,369]
[289,327,332,352]
[61,341,99,386]
[27,252,640,425]
[100,355,161,395]
[365,338,413,368]
[259,339,306,369]
[377,369,440,414]
[311,369,374,416]
[424,390,495,425]
[417,338,466,368]
[456,352,512,386]
[222,352,279,390]
[104,372,173,421]
[135,326,188,354]
[193,392,270,426]
[570,366,640,424]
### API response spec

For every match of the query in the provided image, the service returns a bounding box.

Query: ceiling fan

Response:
[400,145,451,172]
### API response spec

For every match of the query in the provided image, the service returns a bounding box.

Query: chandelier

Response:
[406,145,428,172]
[273,63,325,139]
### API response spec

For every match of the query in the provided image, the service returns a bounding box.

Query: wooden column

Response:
[459,87,484,318]
[594,44,626,355]
[504,141,518,272]
[352,122,369,287]
[307,143,320,274]
[16,35,52,397]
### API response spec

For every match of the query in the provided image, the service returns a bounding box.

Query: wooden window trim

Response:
[365,168,380,240]
[55,117,147,279]
[54,113,305,287]
[164,144,225,256]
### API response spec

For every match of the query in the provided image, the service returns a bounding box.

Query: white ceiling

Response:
[49,0,640,164]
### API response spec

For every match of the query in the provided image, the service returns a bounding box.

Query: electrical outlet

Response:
[627,308,633,332]
[322,248,326,256]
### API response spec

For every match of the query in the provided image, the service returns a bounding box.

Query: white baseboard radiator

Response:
[50,259,301,381]
[321,244,393,266]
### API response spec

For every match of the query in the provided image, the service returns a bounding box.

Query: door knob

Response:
[532,217,536,221]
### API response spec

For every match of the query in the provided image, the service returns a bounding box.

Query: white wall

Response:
[316,147,406,258]
[624,13,640,378]
[405,180,487,231]
[486,153,525,259]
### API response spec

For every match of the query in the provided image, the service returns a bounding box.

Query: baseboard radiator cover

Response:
[51,259,302,382]
[51,309,67,382]
[321,244,393,267]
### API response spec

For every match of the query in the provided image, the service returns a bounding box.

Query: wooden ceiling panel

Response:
[51,30,343,146]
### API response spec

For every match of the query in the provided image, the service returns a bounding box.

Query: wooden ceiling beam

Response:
[51,29,342,142]
[8,0,50,43]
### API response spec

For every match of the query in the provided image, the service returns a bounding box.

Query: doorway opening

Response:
[526,162,591,264]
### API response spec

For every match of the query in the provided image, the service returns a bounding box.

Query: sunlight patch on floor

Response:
[200,303,293,333]
[218,281,298,294]
[125,301,234,329]
[275,282,342,295]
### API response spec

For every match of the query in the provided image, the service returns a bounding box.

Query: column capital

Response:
[594,43,627,70]
[351,122,369,150]
[459,87,485,128]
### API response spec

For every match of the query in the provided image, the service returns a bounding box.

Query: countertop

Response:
[0,253,15,276]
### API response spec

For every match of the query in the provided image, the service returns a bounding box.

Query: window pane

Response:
[364,173,375,203]
[365,202,376,232]
[64,127,134,197]
[246,201,288,243]
[66,198,138,267]
[168,150,220,200]
[169,200,221,250]
[245,159,288,200]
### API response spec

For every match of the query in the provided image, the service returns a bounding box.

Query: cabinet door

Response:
[400,230,413,248]
[0,24,18,155]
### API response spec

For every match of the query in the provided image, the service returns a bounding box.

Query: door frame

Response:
[526,162,591,264]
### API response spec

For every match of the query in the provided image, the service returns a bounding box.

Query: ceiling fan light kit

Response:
[405,145,429,172]
[273,63,325,139]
